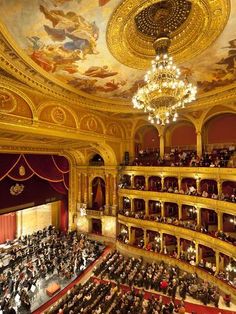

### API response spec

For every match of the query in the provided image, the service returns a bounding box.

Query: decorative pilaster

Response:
[88,174,92,208]
[217,179,222,196]
[215,251,220,275]
[145,199,149,216]
[196,206,201,227]
[217,211,223,231]
[160,201,165,217]
[130,197,134,212]
[159,129,165,159]
[131,174,134,189]
[145,175,149,190]
[178,204,182,220]
[196,130,202,157]
[195,242,199,265]
[177,237,180,258]
[77,172,82,204]
[83,173,88,205]
[178,176,182,191]
[105,173,110,215]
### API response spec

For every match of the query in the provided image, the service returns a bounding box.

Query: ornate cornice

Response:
[107,0,230,69]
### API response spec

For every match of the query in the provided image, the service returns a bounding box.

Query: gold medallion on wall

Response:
[106,0,230,69]
[0,88,17,113]
[51,106,66,125]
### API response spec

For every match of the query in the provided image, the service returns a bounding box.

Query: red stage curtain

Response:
[24,155,63,182]
[8,155,34,181]
[0,213,16,244]
[0,154,20,180]
[52,155,69,173]
[49,181,67,195]
[60,199,68,232]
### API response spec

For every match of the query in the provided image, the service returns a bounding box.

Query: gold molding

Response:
[107,0,230,69]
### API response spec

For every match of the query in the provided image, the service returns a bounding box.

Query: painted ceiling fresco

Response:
[0,0,236,101]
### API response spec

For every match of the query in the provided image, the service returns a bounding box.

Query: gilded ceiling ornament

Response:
[0,88,17,112]
[107,0,230,69]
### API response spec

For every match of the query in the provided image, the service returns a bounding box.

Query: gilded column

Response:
[145,199,149,216]
[160,201,165,217]
[88,174,92,208]
[196,206,201,227]
[112,174,118,216]
[217,211,223,231]
[118,196,123,211]
[131,174,134,189]
[161,176,164,190]
[178,176,182,191]
[217,179,222,196]
[105,173,110,215]
[160,232,164,253]
[130,197,134,212]
[195,242,199,265]
[215,251,220,275]
[196,178,201,194]
[144,229,148,248]
[196,130,202,157]
[83,173,88,205]
[159,134,165,159]
[77,172,82,204]
[112,174,117,206]
[178,203,182,220]
[145,176,149,191]
[177,237,180,258]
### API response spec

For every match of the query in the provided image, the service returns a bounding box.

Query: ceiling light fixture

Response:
[132,33,197,125]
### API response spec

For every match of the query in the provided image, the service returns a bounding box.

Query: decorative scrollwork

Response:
[0,88,17,112]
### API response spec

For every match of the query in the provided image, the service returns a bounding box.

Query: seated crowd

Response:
[0,227,104,314]
[118,209,236,246]
[119,177,236,204]
[131,147,235,168]
[93,251,226,311]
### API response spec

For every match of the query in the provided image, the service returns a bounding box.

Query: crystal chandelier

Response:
[132,34,197,125]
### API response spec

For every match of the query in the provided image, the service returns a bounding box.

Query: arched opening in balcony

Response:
[181,177,197,194]
[134,198,145,214]
[134,175,145,190]
[222,181,236,201]
[117,223,128,244]
[132,227,144,248]
[146,230,161,252]
[119,174,131,189]
[201,208,218,233]
[89,153,104,166]
[198,244,216,274]
[163,234,177,257]
[181,205,197,228]
[149,200,161,216]
[222,214,236,237]
[164,177,178,192]
[122,197,131,211]
[148,176,162,191]
[164,202,178,219]
[200,179,218,197]
[180,239,196,265]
